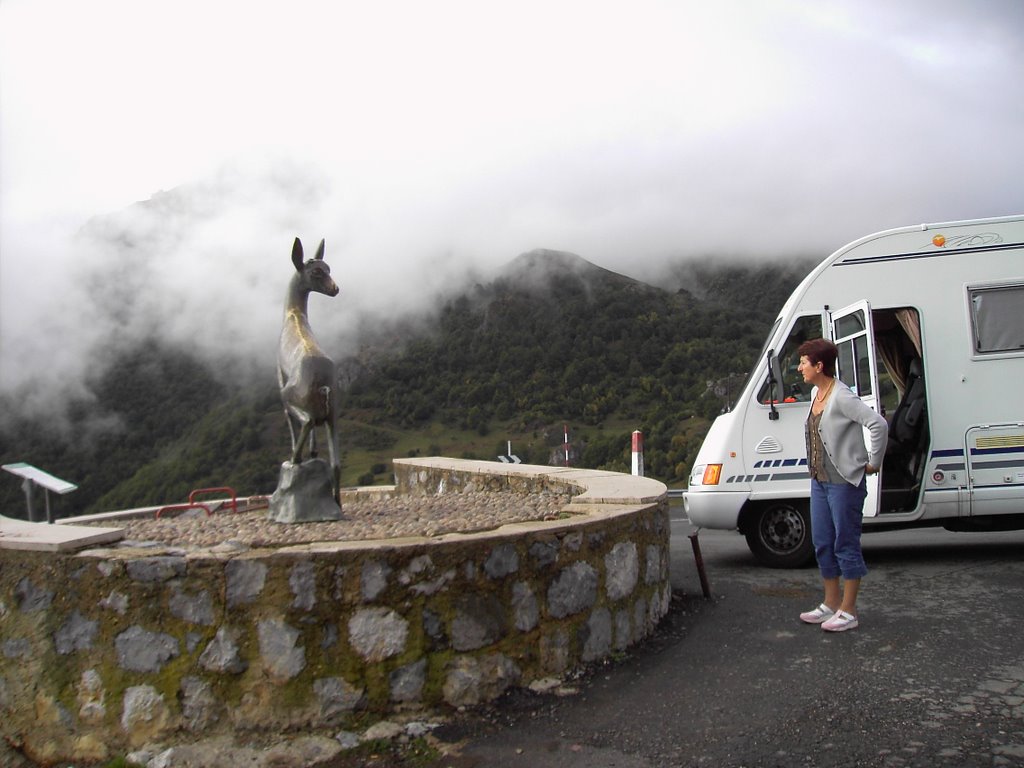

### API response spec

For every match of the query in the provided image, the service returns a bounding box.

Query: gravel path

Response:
[99,490,575,550]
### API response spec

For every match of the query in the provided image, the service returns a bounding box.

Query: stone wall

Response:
[0,458,669,766]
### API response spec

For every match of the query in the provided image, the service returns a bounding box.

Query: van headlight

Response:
[690,465,704,486]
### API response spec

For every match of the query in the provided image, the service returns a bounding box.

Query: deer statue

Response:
[278,237,341,501]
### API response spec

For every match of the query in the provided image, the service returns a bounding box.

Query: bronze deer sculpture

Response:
[278,237,341,500]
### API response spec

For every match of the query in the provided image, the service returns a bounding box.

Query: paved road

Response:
[434,516,1024,767]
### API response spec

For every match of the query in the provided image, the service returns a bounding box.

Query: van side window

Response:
[757,315,823,405]
[969,284,1024,354]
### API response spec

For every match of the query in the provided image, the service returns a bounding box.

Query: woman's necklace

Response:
[815,378,835,403]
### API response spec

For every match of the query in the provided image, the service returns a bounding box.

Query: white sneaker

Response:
[822,610,859,632]
[799,603,835,624]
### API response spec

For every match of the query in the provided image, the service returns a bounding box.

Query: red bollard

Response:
[631,430,644,477]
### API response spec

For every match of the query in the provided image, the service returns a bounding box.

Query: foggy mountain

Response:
[0,238,812,519]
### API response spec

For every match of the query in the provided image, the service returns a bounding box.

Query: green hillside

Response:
[0,250,812,519]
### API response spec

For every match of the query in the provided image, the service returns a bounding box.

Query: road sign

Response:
[2,462,78,523]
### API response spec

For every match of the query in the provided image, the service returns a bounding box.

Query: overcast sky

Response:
[2,0,1023,405]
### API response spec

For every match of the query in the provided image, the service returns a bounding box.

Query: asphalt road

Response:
[434,514,1024,768]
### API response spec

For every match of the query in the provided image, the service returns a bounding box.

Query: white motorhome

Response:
[684,214,1024,567]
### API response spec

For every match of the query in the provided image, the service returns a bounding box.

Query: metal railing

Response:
[155,487,239,519]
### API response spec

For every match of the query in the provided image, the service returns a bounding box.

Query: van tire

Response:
[744,501,814,568]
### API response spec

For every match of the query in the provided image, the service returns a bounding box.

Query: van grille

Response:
[755,436,783,454]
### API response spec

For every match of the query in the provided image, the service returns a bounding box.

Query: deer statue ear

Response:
[292,238,304,272]
[314,239,326,261]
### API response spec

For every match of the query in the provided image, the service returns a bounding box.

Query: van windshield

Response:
[755,314,825,405]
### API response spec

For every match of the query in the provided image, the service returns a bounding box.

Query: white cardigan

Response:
[808,380,889,487]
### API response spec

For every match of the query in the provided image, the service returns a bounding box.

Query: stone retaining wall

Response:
[0,458,669,766]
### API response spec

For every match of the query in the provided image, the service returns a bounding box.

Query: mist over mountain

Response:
[0,239,812,519]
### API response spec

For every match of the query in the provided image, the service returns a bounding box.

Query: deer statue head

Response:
[291,237,340,298]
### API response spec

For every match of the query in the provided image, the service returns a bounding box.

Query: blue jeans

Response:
[810,478,868,580]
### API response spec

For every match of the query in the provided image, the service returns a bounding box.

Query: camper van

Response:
[683,214,1024,567]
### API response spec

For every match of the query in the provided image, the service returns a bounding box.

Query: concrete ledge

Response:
[392,457,667,504]
[0,458,670,765]
[0,514,124,552]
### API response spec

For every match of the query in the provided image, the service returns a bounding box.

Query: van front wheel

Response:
[744,501,814,568]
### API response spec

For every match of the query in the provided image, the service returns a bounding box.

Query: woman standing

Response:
[796,338,888,632]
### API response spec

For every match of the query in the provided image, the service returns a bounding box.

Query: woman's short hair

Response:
[797,338,838,377]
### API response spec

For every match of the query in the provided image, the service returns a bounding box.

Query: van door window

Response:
[756,314,823,405]
[834,309,873,396]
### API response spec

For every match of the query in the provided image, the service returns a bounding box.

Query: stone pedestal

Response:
[268,460,342,523]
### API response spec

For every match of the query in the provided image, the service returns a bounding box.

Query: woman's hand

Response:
[865,464,880,475]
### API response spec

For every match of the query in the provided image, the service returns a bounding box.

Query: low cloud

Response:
[2,0,1023,415]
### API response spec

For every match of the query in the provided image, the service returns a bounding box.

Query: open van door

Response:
[829,300,883,518]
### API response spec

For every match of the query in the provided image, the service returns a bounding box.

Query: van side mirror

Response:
[765,350,780,421]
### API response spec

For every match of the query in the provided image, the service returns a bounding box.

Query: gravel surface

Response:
[96,490,575,550]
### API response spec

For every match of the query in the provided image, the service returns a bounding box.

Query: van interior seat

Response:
[881,357,929,512]
[890,357,926,447]
[884,358,933,495]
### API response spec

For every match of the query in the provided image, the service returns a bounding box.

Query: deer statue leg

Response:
[291,416,313,465]
[284,409,300,456]
[312,384,332,461]
[278,368,297,453]
[325,412,341,503]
